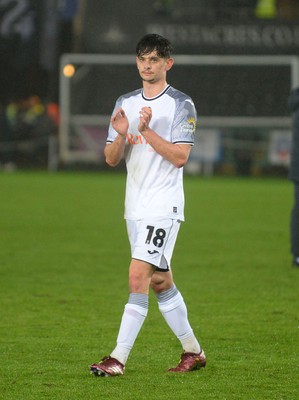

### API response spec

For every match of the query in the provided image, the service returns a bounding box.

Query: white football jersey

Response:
[107,85,196,221]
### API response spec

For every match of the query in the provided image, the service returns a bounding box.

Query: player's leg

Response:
[90,220,155,377]
[149,218,206,372]
[109,259,153,362]
[129,258,154,294]
[151,271,201,353]
[90,259,153,376]
[151,271,206,372]
[112,216,175,366]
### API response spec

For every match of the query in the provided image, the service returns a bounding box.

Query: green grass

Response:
[0,171,298,399]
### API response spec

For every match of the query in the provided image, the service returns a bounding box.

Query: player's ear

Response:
[165,57,174,71]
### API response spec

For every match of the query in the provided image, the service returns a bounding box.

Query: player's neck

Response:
[142,81,168,99]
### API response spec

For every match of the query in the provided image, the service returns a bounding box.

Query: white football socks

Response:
[110,293,148,365]
[109,286,201,365]
[156,285,201,354]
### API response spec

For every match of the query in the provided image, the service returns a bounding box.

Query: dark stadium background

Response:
[0,0,298,173]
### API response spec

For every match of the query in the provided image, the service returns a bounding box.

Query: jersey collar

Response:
[142,84,170,101]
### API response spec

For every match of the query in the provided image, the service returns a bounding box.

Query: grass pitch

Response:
[0,171,298,400]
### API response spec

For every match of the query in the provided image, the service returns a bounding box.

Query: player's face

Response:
[136,50,173,84]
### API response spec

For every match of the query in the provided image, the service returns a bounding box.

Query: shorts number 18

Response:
[145,225,166,248]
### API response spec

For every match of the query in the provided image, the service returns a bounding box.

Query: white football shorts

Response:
[126,218,181,271]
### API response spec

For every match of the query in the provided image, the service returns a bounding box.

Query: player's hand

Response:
[138,107,152,133]
[111,108,129,137]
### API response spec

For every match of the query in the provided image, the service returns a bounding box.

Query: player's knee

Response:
[129,268,150,293]
[150,276,171,294]
[150,280,163,293]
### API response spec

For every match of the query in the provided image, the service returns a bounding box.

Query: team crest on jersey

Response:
[180,117,196,134]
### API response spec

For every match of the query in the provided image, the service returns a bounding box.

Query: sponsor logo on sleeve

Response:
[180,117,196,134]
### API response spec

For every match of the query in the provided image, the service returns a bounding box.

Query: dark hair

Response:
[136,34,173,59]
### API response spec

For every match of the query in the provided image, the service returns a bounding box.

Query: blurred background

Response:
[0,0,298,175]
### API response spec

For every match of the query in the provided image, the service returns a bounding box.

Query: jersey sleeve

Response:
[106,97,122,144]
[171,97,197,145]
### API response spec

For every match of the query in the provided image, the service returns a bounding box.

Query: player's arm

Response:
[141,128,191,168]
[104,108,128,167]
[138,107,191,168]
